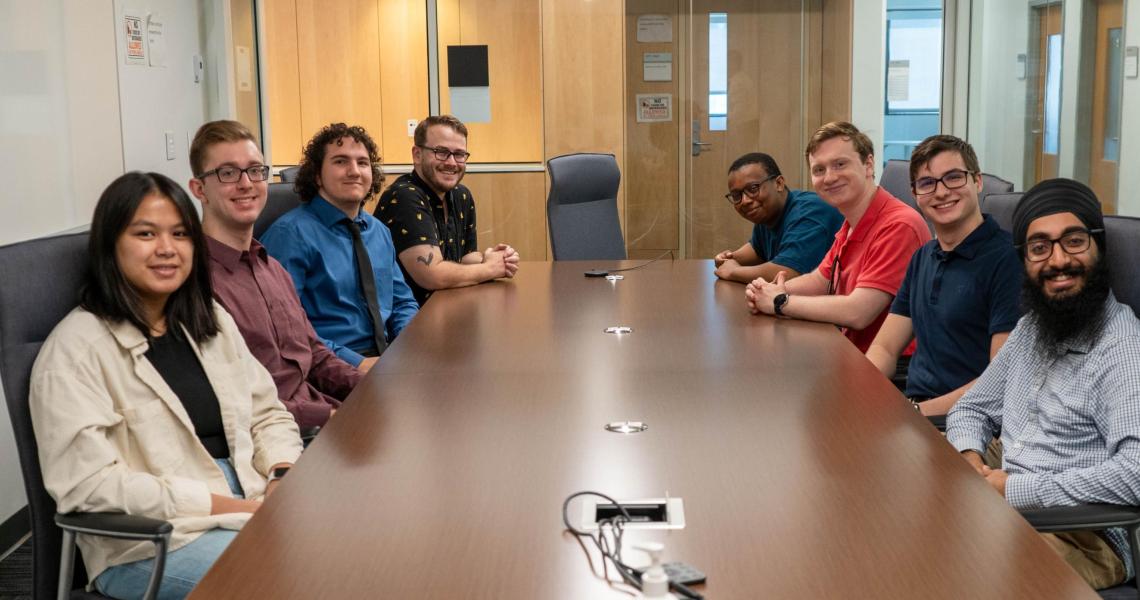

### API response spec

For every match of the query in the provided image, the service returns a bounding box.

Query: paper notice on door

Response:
[887,60,909,102]
[637,15,672,43]
[147,14,166,67]
[643,52,672,82]
[636,94,672,123]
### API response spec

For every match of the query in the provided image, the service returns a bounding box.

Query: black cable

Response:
[606,250,675,273]
[562,490,704,599]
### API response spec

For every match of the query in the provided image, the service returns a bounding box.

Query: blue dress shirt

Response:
[260,196,419,367]
[748,189,844,275]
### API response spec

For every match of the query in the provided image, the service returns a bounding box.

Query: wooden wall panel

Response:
[438,0,543,163]
[378,0,429,165]
[625,0,679,255]
[294,0,384,155]
[818,0,852,126]
[543,0,627,251]
[461,172,549,261]
[264,0,303,165]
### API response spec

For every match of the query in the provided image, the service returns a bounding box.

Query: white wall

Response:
[1119,0,1140,215]
[112,0,210,183]
[852,0,887,170]
[0,0,213,537]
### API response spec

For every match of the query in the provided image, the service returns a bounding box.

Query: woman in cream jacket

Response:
[30,171,303,599]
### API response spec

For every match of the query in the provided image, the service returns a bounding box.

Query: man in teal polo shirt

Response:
[714,153,843,283]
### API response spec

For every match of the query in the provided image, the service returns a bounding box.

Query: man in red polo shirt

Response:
[746,121,930,352]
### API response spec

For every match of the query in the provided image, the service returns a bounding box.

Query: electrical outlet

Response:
[407,119,417,137]
[165,131,176,160]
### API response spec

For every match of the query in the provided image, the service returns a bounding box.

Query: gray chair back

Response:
[1105,215,1140,315]
[0,232,91,597]
[546,153,626,260]
[981,192,1022,233]
[279,166,300,183]
[254,183,303,240]
[879,159,915,212]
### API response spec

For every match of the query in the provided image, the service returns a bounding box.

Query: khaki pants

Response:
[1041,531,1127,590]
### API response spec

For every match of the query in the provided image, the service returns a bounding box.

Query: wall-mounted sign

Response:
[643,52,672,82]
[637,15,672,43]
[124,10,146,65]
[636,94,672,123]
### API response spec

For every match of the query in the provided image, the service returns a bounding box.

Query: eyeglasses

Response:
[724,174,778,204]
[1020,228,1103,262]
[826,255,842,295]
[912,169,974,196]
[417,145,471,163]
[198,165,271,183]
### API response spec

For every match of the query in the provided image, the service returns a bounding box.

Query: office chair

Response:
[980,192,1022,233]
[254,183,304,240]
[546,153,626,260]
[0,232,171,600]
[279,166,300,183]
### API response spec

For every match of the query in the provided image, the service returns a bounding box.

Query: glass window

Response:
[708,13,727,131]
[1104,27,1122,162]
[1043,33,1062,155]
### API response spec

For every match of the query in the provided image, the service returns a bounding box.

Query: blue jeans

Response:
[93,458,244,600]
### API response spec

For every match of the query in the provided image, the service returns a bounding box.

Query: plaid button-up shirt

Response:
[947,294,1140,578]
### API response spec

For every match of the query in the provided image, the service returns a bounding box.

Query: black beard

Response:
[1021,258,1112,356]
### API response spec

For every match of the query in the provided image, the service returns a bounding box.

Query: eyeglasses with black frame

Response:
[724,173,779,204]
[911,169,974,196]
[417,145,471,163]
[1019,228,1103,262]
[198,165,271,183]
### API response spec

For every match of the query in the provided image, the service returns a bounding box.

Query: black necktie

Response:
[344,219,388,355]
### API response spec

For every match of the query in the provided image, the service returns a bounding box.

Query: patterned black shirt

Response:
[374,171,478,305]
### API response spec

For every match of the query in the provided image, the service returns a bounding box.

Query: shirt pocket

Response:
[119,399,185,473]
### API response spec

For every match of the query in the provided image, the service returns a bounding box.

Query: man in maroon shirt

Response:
[188,120,367,430]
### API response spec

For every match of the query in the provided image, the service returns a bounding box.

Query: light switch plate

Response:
[164,131,176,160]
[407,119,417,137]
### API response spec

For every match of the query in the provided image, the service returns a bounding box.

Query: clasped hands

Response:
[484,243,520,278]
[744,271,789,316]
[962,450,1008,497]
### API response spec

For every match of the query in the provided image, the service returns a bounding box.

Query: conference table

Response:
[191,259,1097,599]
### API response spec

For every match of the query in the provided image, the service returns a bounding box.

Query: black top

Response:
[144,330,230,458]
[374,171,478,305]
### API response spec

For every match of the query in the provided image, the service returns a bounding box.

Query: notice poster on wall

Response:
[147,14,166,67]
[637,15,672,43]
[643,52,672,82]
[636,94,672,123]
[123,10,146,65]
[887,60,910,102]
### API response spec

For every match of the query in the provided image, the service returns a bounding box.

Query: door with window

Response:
[685,1,813,259]
[1029,3,1063,184]
[1089,0,1123,213]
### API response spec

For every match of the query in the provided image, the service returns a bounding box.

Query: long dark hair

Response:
[81,171,219,342]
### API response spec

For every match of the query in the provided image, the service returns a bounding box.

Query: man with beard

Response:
[946,178,1140,590]
[374,115,519,305]
[713,152,842,284]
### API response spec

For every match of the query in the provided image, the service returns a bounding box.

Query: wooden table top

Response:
[191,260,1096,599]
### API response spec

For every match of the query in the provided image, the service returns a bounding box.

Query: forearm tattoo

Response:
[416,252,435,266]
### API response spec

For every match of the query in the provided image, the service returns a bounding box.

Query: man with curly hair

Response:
[261,123,418,368]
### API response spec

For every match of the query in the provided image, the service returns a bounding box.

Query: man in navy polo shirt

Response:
[866,135,1022,416]
[714,152,843,283]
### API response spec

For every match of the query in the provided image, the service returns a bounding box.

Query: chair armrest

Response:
[1019,504,1140,534]
[926,414,946,431]
[55,512,173,541]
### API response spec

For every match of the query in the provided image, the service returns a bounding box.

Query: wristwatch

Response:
[268,466,291,483]
[773,293,789,316]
